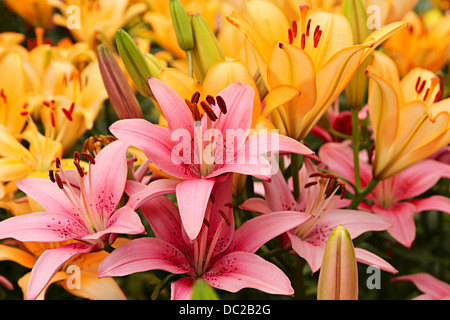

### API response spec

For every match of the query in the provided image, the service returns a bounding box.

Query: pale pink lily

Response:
[240,159,397,274]
[98,174,312,298]
[392,273,450,300]
[0,140,145,300]
[109,78,314,240]
[319,142,450,248]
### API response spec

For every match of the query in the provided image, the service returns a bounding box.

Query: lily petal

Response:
[354,248,398,274]
[371,202,417,248]
[148,77,194,132]
[98,237,192,278]
[203,251,294,296]
[26,243,93,300]
[171,277,194,300]
[410,195,450,215]
[110,119,194,180]
[0,211,87,242]
[231,211,312,254]
[126,178,180,210]
[89,140,129,220]
[81,206,145,241]
[176,178,216,240]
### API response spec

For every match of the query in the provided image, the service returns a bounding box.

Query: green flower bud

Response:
[170,0,194,52]
[342,0,372,109]
[115,29,154,98]
[191,13,225,82]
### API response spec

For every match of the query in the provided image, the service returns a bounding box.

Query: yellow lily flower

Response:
[15,37,108,151]
[3,0,54,29]
[37,59,108,150]
[382,10,450,76]
[227,1,407,141]
[367,51,450,180]
[48,0,147,46]
[0,122,62,186]
[0,50,42,136]
[279,0,417,24]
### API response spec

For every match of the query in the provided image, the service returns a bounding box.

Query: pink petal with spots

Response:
[203,251,294,296]
[110,119,194,180]
[0,211,87,242]
[139,196,187,250]
[89,140,129,220]
[287,231,326,274]
[81,206,145,241]
[98,237,192,278]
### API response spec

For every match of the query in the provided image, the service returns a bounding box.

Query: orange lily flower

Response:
[367,51,450,180]
[3,0,54,29]
[383,10,450,76]
[227,1,407,141]
[48,0,147,46]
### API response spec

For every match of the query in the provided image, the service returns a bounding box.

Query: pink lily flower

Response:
[98,174,312,298]
[0,140,146,300]
[109,78,314,240]
[392,273,450,300]
[240,159,397,274]
[319,142,450,248]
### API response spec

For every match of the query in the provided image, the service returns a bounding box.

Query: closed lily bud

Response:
[191,13,225,82]
[115,29,155,98]
[97,44,143,119]
[317,225,358,300]
[170,0,194,52]
[342,0,372,110]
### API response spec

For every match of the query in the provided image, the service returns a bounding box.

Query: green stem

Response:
[103,245,115,254]
[186,50,193,77]
[328,128,353,141]
[348,177,380,209]
[291,258,306,300]
[291,153,301,199]
[351,108,361,191]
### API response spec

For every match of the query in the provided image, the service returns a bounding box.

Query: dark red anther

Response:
[216,95,227,114]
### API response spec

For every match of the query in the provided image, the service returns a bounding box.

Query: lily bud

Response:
[115,29,154,97]
[317,225,358,300]
[170,0,194,52]
[191,278,220,300]
[191,13,225,82]
[144,52,166,80]
[342,0,372,109]
[97,44,143,119]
